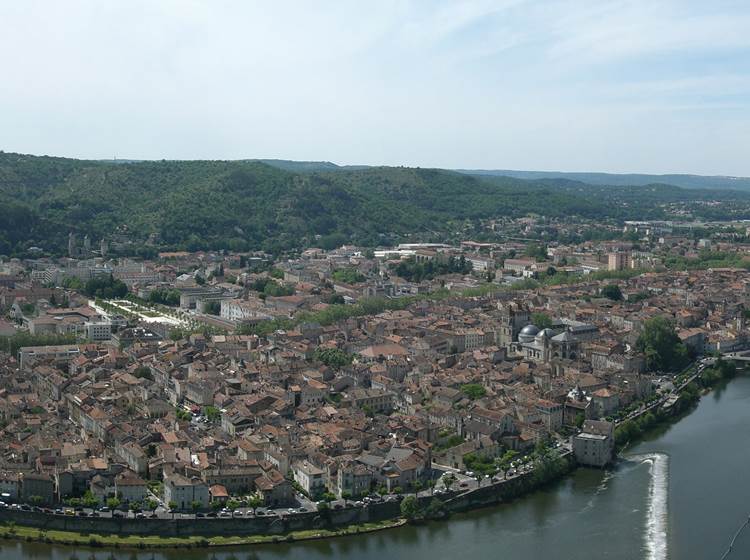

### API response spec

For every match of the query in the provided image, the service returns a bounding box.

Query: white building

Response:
[466,255,494,272]
[220,299,273,324]
[164,474,210,510]
[292,460,326,497]
[85,322,112,341]
[114,471,147,503]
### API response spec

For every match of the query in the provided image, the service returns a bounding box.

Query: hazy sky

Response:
[2,1,749,175]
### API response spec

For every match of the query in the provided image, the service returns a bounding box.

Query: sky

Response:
[1,0,749,175]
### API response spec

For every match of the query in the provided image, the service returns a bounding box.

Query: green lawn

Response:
[0,519,405,549]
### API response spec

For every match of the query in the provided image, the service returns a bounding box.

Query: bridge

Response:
[717,350,750,364]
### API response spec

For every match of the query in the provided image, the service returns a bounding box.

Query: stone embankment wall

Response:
[0,501,401,537]
[0,455,575,538]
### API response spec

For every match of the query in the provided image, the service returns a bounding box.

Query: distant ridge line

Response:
[456,169,750,192]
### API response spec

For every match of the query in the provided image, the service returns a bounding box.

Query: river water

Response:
[4,375,750,560]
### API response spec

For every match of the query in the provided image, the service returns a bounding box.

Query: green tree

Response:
[106,497,121,510]
[498,450,519,478]
[175,407,192,421]
[600,284,623,301]
[62,276,84,290]
[635,316,690,372]
[203,405,221,422]
[205,300,221,315]
[400,495,420,521]
[248,495,263,514]
[531,312,553,329]
[133,366,153,380]
[83,275,128,299]
[324,293,345,305]
[314,347,353,369]
[392,255,472,282]
[82,491,99,508]
[523,243,548,262]
[331,268,366,284]
[148,288,181,306]
[424,497,447,520]
[226,499,240,511]
[263,280,294,297]
[0,332,76,358]
[460,383,487,400]
[442,473,457,490]
[530,444,568,485]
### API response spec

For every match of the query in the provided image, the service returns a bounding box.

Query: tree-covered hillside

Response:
[2,151,750,257]
[459,169,750,191]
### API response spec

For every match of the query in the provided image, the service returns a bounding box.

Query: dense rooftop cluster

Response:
[0,226,748,512]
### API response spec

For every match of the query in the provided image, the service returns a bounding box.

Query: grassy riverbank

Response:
[0,518,406,550]
[615,359,741,450]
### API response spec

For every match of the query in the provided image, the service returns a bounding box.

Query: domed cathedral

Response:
[513,324,581,364]
[496,301,531,348]
[517,324,540,343]
[550,329,578,360]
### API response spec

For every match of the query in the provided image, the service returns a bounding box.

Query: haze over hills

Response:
[3,151,750,258]
[243,160,750,192]
[456,169,750,192]
[89,158,750,192]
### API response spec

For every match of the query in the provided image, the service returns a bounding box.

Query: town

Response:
[0,217,747,525]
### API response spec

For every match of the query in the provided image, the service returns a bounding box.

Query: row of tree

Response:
[392,256,473,283]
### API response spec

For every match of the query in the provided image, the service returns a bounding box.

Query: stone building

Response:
[573,420,614,467]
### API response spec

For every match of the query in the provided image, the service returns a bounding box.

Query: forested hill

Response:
[254,160,750,191]
[458,168,750,191]
[2,151,750,257]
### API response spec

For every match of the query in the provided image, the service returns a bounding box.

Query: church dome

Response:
[535,328,554,341]
[518,324,539,343]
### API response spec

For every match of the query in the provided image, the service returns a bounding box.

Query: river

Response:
[3,374,750,560]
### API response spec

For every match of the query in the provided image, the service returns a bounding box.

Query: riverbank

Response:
[4,372,750,560]
[0,453,573,550]
[0,361,737,552]
[614,358,740,450]
[0,518,406,550]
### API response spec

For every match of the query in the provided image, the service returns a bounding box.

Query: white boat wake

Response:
[628,453,669,560]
